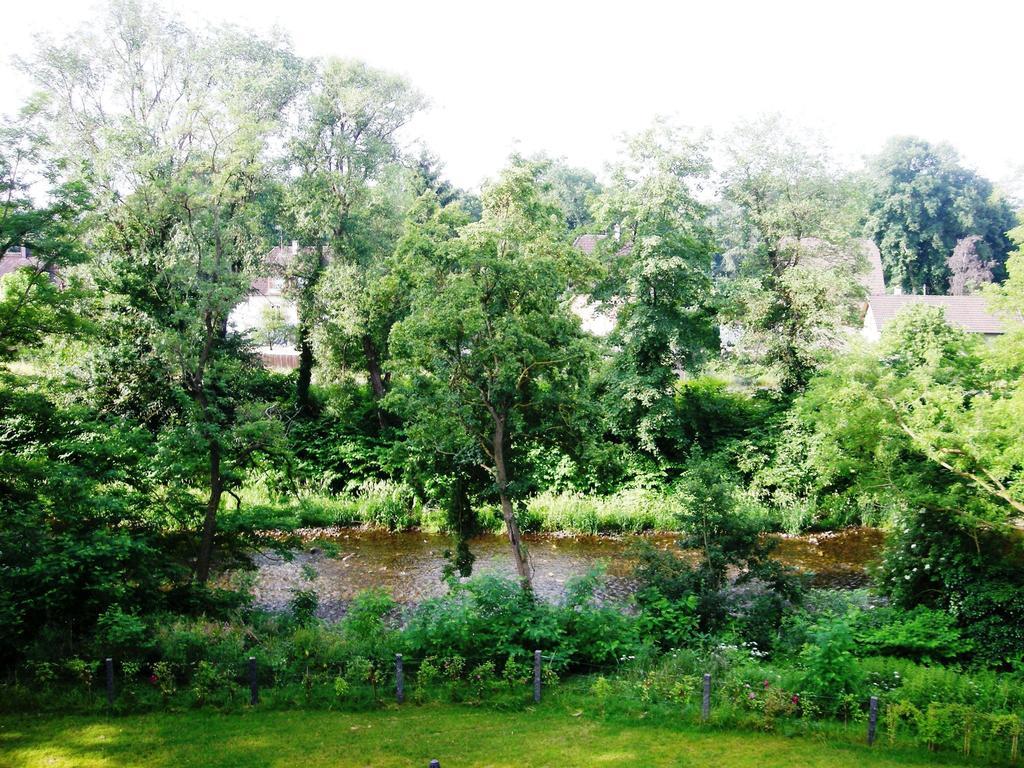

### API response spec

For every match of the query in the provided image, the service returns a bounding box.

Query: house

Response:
[862,294,1008,341]
[569,235,889,342]
[1,245,38,278]
[0,245,61,282]
[569,232,628,338]
[227,242,304,369]
[855,242,1011,342]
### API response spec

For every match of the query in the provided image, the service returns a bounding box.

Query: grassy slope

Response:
[0,706,975,768]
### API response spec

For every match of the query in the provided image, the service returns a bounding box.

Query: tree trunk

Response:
[362,334,389,428]
[295,245,327,414]
[296,322,314,413]
[362,334,387,400]
[492,416,532,592]
[195,439,223,584]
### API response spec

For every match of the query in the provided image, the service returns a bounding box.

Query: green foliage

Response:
[717,115,867,391]
[853,606,967,663]
[0,98,91,359]
[4,0,1024,721]
[403,574,640,672]
[524,151,602,232]
[798,617,864,715]
[592,120,717,452]
[865,136,1017,294]
[879,507,1024,666]
[288,590,320,626]
[95,608,152,658]
[631,452,802,639]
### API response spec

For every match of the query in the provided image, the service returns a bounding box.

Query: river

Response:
[247,527,884,620]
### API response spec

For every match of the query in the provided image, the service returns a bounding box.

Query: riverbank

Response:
[243,528,884,620]
[234,484,874,538]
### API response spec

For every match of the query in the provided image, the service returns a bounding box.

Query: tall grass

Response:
[235,484,781,536]
[476,489,683,534]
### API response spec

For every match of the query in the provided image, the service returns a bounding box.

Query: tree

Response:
[25,0,300,583]
[986,218,1024,339]
[0,98,90,357]
[412,149,480,219]
[631,452,803,639]
[717,115,866,392]
[947,235,996,295]
[389,164,592,590]
[526,152,602,232]
[257,305,295,349]
[786,302,1020,527]
[865,137,1016,295]
[591,119,717,453]
[285,58,425,413]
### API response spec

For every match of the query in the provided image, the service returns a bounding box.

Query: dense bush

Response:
[630,452,803,642]
[879,507,1024,667]
[403,573,640,672]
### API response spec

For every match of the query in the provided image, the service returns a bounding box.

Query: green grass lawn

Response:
[0,705,979,768]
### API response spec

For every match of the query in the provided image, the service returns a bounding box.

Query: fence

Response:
[13,653,1023,765]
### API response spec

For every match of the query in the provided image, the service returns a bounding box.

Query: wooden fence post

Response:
[533,650,542,704]
[395,654,404,704]
[105,658,114,708]
[702,673,711,721]
[867,696,879,745]
[249,656,259,706]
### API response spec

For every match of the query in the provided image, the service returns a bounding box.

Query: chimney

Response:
[291,240,299,255]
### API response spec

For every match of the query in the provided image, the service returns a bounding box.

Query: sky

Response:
[4,0,1023,194]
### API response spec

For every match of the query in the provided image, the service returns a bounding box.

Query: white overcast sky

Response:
[3,0,1023,194]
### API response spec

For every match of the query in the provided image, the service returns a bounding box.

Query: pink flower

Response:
[791,694,800,704]
[763,679,770,688]
[748,692,756,700]
[149,674,159,685]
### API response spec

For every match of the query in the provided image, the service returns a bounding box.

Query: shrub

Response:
[798,617,863,716]
[341,589,398,663]
[879,507,1024,666]
[289,589,319,626]
[403,574,641,673]
[190,661,236,708]
[853,606,967,663]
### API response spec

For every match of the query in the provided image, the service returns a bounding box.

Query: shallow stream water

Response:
[247,527,884,621]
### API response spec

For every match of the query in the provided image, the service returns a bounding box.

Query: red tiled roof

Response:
[572,233,633,257]
[0,248,41,278]
[573,234,602,255]
[859,240,887,296]
[785,237,886,295]
[867,295,1008,335]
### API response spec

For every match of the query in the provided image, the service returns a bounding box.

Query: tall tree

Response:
[591,119,716,453]
[285,59,425,413]
[524,152,602,232]
[717,115,866,392]
[865,136,1016,295]
[0,98,90,357]
[389,164,592,591]
[25,0,299,582]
